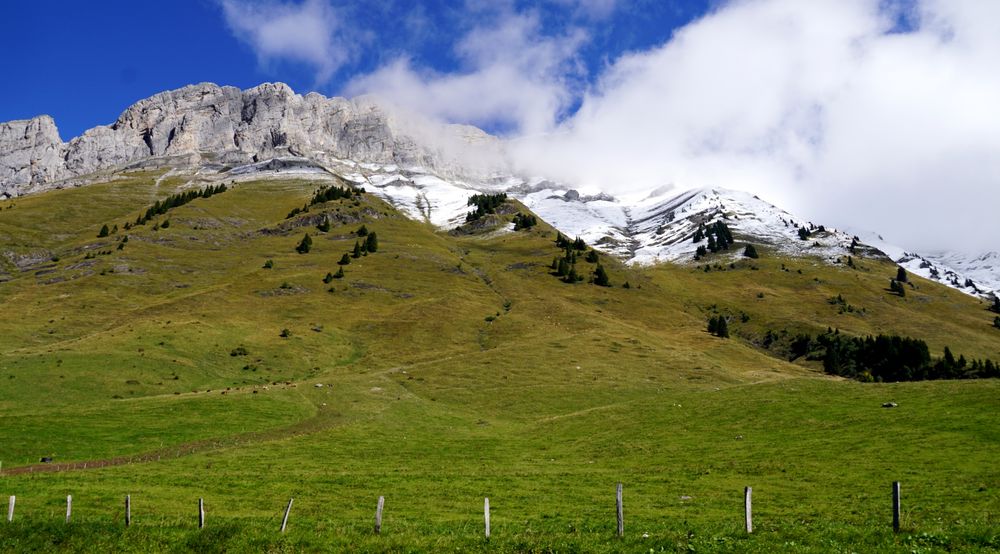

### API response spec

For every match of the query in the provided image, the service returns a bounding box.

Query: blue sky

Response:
[0,0,710,140]
[2,1,999,252]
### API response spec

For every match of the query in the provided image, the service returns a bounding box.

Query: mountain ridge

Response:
[0,81,995,300]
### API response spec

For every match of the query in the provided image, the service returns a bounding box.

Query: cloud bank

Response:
[220,0,1000,253]
[511,0,1000,252]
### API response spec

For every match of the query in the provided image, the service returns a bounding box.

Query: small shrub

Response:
[279,328,291,338]
[230,347,249,357]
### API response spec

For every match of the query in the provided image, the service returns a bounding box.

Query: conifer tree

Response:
[994,316,1000,329]
[707,316,718,335]
[990,296,1000,314]
[338,253,351,265]
[716,316,729,338]
[352,241,362,258]
[594,264,611,287]
[573,237,587,251]
[551,257,560,271]
[556,258,569,277]
[365,232,378,253]
[98,224,110,238]
[743,243,759,259]
[585,250,599,263]
[317,218,331,232]
[695,245,708,260]
[295,233,312,254]
[693,227,704,242]
[334,267,344,279]
[356,225,369,236]
[896,266,908,283]
[565,266,581,283]
[323,272,335,284]
[708,235,718,252]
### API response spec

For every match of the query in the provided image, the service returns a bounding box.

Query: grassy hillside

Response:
[0,174,997,552]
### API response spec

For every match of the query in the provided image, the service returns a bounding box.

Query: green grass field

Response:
[0,174,997,552]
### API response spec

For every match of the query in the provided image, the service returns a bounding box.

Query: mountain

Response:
[0,82,995,299]
[0,82,506,198]
[1,86,998,551]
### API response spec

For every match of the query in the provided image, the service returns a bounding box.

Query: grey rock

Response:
[0,82,508,198]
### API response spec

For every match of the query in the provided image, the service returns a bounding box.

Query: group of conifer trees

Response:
[707,315,729,337]
[814,329,999,382]
[693,221,746,260]
[287,184,360,219]
[133,183,228,227]
[466,193,508,222]
[551,233,610,286]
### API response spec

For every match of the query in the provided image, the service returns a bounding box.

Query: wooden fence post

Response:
[280,498,293,533]
[616,483,624,537]
[892,481,901,533]
[484,497,491,539]
[66,495,72,523]
[125,495,131,527]
[199,498,205,529]
[6,496,13,522]
[744,487,753,533]
[375,496,385,535]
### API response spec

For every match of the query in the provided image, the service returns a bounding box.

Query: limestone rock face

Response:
[0,82,507,197]
[0,116,68,193]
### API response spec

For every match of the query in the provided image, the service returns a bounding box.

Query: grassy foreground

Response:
[0,173,997,552]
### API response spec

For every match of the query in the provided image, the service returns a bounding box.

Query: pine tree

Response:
[716,316,729,338]
[707,316,718,335]
[707,235,718,252]
[356,225,369,237]
[585,250,599,263]
[695,245,708,260]
[573,237,586,251]
[98,224,110,238]
[160,219,170,229]
[338,253,351,265]
[551,257,560,271]
[263,259,274,269]
[111,224,118,234]
[798,227,810,240]
[323,272,335,284]
[352,241,362,258]
[333,267,344,279]
[555,232,568,248]
[296,233,312,254]
[365,232,378,253]
[317,218,331,232]
[743,243,759,259]
[896,266,908,283]
[990,296,1000,314]
[594,264,611,287]
[993,316,1000,329]
[693,227,704,242]
[890,279,906,297]
[565,266,581,283]
[556,258,569,277]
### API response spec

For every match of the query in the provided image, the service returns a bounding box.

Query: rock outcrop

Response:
[0,82,506,198]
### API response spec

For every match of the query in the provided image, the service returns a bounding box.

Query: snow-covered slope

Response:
[224,157,996,299]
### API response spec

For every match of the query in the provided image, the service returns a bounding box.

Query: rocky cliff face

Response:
[0,82,506,198]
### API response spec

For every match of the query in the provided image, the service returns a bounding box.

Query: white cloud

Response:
[220,0,349,83]
[510,0,1000,252]
[345,11,587,135]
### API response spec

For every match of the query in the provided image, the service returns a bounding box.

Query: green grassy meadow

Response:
[0,174,997,552]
